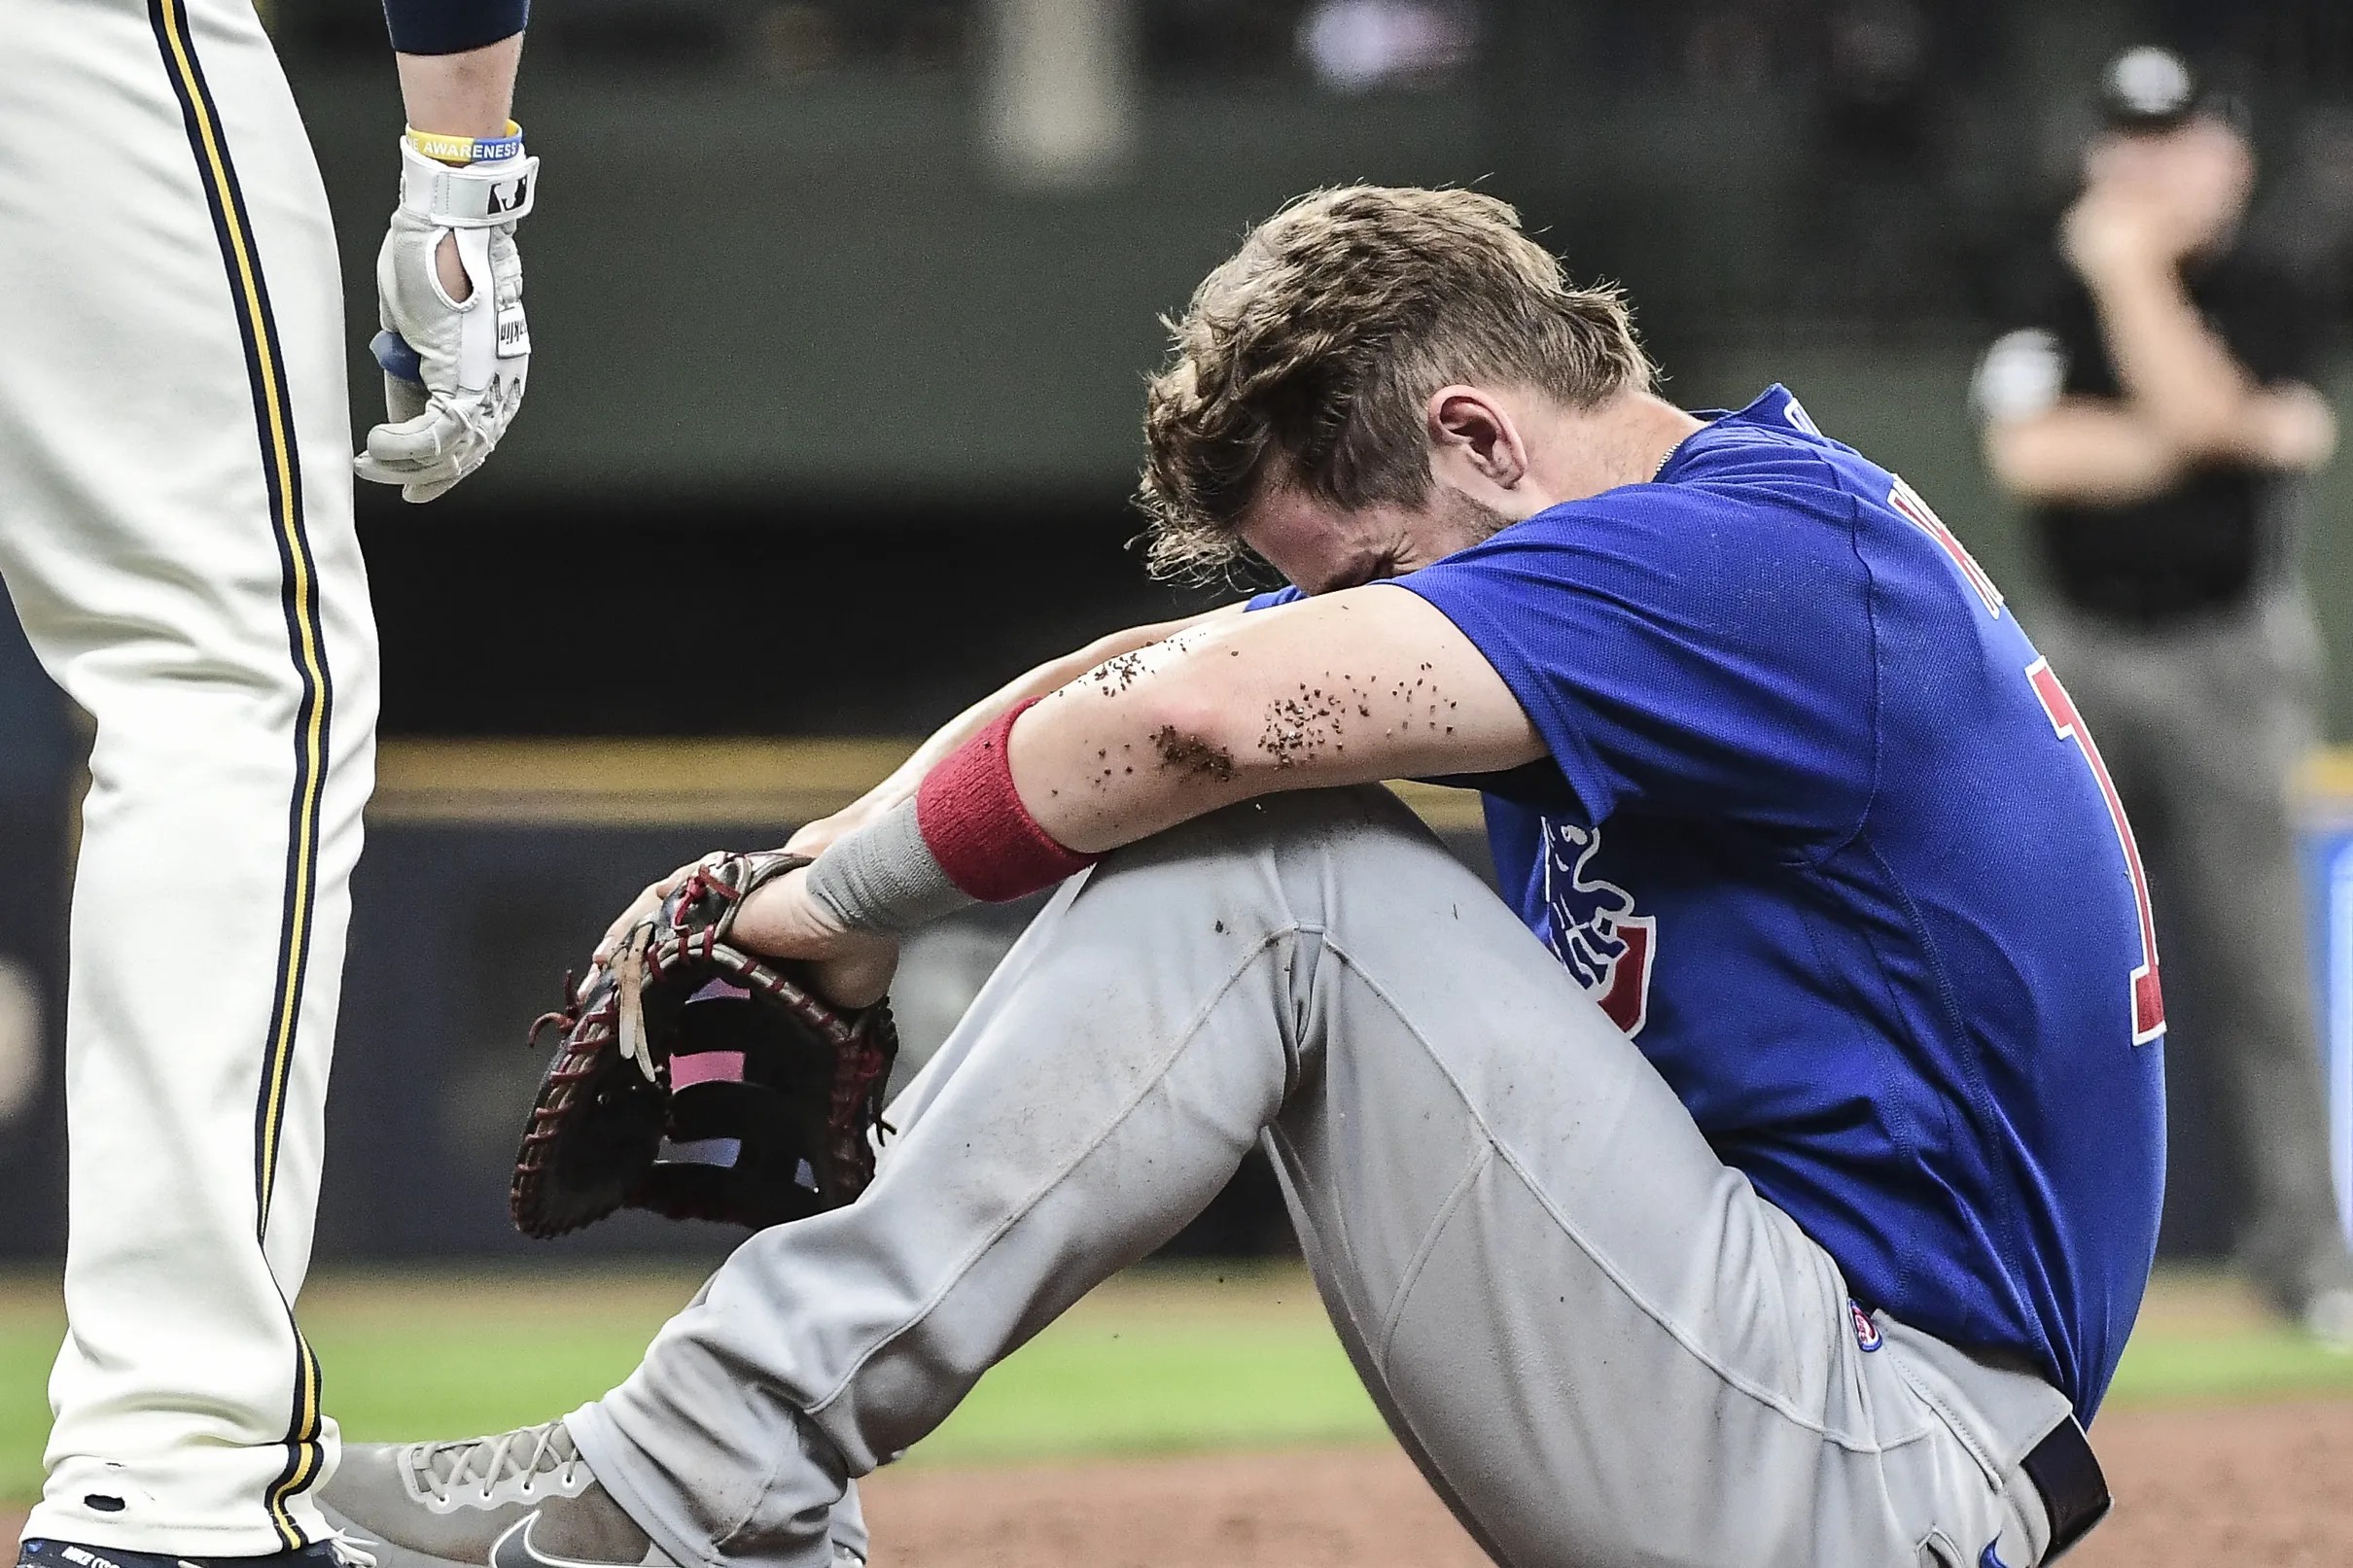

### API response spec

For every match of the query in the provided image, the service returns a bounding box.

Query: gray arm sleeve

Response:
[801,799,978,935]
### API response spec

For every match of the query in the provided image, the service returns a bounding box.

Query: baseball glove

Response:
[511,850,898,1239]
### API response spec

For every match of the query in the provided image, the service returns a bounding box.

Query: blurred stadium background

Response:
[11,0,2353,1546]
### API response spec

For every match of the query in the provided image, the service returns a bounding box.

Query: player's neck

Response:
[1539,391,1706,502]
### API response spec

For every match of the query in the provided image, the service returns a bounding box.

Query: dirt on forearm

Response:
[1151,724,1239,782]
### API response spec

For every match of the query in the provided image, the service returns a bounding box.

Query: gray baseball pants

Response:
[2034,589,2352,1313]
[569,787,2081,1568]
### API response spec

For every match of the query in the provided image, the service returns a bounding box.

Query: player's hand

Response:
[2061,186,2194,281]
[591,860,697,980]
[725,866,901,1008]
[588,855,898,1009]
[356,139,536,504]
[2248,383,2338,471]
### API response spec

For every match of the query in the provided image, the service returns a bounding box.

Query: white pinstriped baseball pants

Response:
[0,0,374,1553]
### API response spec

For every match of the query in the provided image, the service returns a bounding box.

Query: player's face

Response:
[2085,118,2253,247]
[1239,476,1511,596]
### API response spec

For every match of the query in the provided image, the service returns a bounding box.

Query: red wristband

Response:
[916,697,1099,901]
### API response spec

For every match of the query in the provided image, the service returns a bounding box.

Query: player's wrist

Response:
[804,700,1101,932]
[404,120,524,166]
[2073,238,2177,296]
[803,799,977,935]
[395,135,537,231]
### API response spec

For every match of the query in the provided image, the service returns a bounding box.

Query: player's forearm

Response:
[801,589,1535,936]
[803,610,1235,847]
[1010,588,1541,854]
[396,34,525,137]
[2081,261,2264,459]
[1984,403,2186,506]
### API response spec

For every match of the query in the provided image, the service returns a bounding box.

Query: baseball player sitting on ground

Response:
[325,187,2160,1567]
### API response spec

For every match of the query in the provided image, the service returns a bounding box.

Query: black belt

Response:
[2020,1416,2110,1560]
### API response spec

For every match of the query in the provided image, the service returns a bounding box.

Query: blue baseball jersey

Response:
[1254,386,2165,1418]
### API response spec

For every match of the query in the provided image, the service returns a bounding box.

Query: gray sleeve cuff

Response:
[802,798,978,935]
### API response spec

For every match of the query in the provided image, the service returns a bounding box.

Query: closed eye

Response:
[1316,554,1397,595]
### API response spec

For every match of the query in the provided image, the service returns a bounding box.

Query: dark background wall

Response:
[267,0,2353,738]
[7,0,2353,1263]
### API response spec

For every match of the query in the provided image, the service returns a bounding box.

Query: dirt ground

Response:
[3,1399,2347,1567]
[859,1398,2353,1568]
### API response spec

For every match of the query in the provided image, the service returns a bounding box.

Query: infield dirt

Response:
[860,1397,2353,1568]
[0,1399,2343,1564]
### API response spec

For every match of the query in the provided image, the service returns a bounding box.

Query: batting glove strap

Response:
[397,137,539,228]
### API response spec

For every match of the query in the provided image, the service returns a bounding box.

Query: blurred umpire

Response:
[1976,46,2352,1341]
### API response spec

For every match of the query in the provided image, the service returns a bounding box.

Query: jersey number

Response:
[1895,474,2159,1044]
[2026,657,2165,1044]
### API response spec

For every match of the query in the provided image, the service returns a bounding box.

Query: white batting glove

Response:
[356,138,538,504]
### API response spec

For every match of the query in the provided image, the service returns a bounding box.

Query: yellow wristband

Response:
[404,120,524,166]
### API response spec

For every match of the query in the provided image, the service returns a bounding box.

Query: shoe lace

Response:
[403,1419,586,1506]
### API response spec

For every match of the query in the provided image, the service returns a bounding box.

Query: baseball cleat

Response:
[318,1420,671,1568]
[18,1542,355,1568]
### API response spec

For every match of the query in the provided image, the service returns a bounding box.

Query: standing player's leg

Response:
[410,788,2060,1568]
[2159,594,2353,1322]
[0,0,376,1554]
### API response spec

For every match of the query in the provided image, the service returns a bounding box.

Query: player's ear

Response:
[1426,386,1530,490]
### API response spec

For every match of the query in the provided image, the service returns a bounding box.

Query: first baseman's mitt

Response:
[511,851,898,1239]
